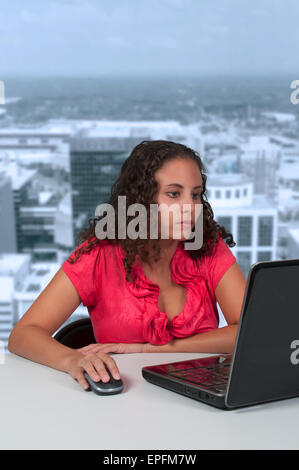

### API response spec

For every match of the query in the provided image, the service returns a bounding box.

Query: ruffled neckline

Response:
[117,241,184,296]
[116,241,207,340]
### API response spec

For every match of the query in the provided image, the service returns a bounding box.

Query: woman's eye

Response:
[166,192,202,199]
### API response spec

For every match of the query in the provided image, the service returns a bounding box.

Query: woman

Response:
[8,140,247,391]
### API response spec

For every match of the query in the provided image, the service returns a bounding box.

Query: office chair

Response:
[53,317,96,349]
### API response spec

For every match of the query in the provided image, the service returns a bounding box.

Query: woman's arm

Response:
[8,268,83,371]
[144,261,247,354]
[8,268,121,388]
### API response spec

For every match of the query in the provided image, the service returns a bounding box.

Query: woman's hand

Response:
[64,350,121,391]
[76,342,148,355]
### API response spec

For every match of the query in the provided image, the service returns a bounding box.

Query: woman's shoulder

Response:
[61,237,116,307]
[66,236,113,262]
[180,233,236,279]
[202,233,237,291]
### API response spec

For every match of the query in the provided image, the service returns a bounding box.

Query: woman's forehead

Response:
[155,158,202,185]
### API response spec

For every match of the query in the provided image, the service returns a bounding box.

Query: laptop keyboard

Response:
[167,363,230,393]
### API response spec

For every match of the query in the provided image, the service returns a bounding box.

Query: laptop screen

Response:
[226,259,299,408]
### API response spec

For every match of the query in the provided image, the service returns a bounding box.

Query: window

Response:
[258,216,273,246]
[237,216,252,246]
[225,190,231,198]
[215,190,221,199]
[257,251,272,261]
[217,216,232,233]
[235,189,240,198]
[237,251,251,276]
[101,165,114,174]
[243,188,248,196]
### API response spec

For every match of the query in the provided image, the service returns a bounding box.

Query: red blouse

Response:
[61,234,236,345]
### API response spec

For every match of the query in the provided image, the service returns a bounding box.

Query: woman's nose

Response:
[181,202,193,220]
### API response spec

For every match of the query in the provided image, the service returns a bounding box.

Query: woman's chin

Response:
[172,227,193,240]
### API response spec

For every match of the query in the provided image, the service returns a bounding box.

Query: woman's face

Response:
[153,157,203,241]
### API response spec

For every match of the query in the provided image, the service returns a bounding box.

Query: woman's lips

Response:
[178,221,193,227]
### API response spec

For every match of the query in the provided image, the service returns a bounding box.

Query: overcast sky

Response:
[1,0,298,76]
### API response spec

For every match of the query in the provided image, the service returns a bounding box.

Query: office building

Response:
[55,191,74,264]
[239,135,281,204]
[69,120,203,246]
[0,170,17,253]
[207,173,278,277]
[278,154,299,220]
[0,125,71,170]
[0,252,30,351]
[14,261,88,336]
[0,161,37,253]
[0,277,14,351]
[20,190,62,262]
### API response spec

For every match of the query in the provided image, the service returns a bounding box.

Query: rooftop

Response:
[0,253,30,274]
[22,192,62,208]
[0,162,37,190]
[206,172,252,187]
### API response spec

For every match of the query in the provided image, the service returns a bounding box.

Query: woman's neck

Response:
[143,239,180,274]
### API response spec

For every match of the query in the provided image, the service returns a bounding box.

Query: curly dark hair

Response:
[67,139,236,282]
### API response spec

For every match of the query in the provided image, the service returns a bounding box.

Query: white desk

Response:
[1,352,299,450]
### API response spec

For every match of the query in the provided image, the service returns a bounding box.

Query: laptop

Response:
[142,258,299,409]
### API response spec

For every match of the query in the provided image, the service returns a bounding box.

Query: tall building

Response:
[0,252,30,351]
[70,135,142,245]
[0,125,71,170]
[20,190,62,262]
[239,136,281,204]
[1,157,72,260]
[0,170,17,253]
[54,191,74,264]
[0,161,37,253]
[1,257,88,351]
[207,173,278,277]
[69,120,203,246]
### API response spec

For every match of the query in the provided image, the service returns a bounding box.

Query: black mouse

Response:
[83,368,124,395]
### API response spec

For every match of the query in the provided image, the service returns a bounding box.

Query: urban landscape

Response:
[0,75,299,352]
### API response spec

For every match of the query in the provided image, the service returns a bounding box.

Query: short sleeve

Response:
[207,234,237,292]
[61,238,102,307]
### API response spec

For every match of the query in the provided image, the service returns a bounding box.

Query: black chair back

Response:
[53,317,96,349]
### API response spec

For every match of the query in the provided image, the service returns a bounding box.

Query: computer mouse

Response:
[83,368,124,396]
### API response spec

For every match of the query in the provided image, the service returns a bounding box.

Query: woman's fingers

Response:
[78,344,122,355]
[76,343,97,353]
[101,355,122,380]
[74,352,121,390]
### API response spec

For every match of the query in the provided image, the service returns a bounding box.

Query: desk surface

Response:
[1,352,299,450]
